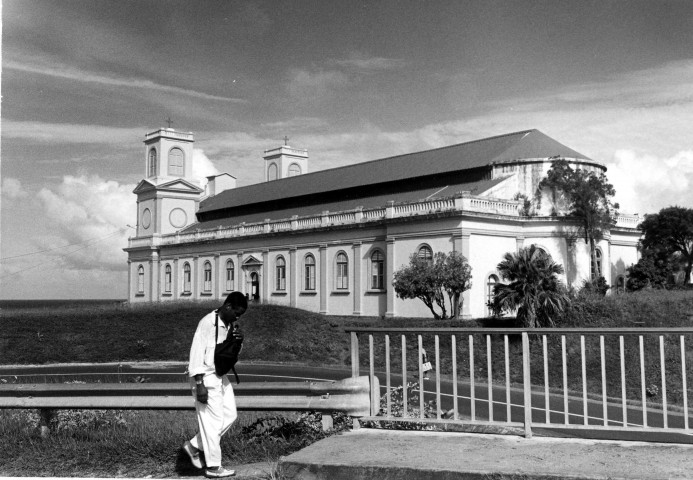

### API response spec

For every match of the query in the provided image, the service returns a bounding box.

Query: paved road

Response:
[3,362,691,443]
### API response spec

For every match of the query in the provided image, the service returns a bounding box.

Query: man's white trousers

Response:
[190,374,237,467]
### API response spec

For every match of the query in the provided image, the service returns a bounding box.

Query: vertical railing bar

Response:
[385,334,391,417]
[581,335,587,426]
[640,335,647,428]
[562,335,568,425]
[620,335,627,427]
[681,335,689,431]
[660,335,668,429]
[452,335,458,421]
[350,332,360,378]
[505,334,511,423]
[522,331,533,438]
[369,334,376,417]
[418,335,424,420]
[600,335,607,426]
[401,335,407,418]
[470,335,476,421]
[543,335,550,424]
[435,335,441,420]
[487,334,493,422]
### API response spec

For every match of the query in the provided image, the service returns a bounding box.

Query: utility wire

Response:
[0,228,127,279]
[0,228,130,262]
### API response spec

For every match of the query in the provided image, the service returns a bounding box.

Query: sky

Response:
[2,0,693,300]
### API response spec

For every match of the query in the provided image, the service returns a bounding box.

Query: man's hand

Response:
[196,382,208,404]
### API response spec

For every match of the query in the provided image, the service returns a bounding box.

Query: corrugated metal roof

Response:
[197,129,590,215]
[182,177,506,232]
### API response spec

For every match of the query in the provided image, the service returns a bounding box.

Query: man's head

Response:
[218,291,248,323]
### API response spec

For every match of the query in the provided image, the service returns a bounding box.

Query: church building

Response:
[124,128,641,318]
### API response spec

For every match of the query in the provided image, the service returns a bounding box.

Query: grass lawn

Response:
[2,290,693,477]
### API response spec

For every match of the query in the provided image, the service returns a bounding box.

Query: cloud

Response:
[332,53,406,73]
[192,149,220,187]
[2,178,28,199]
[3,120,145,144]
[286,68,350,99]
[5,58,246,104]
[35,175,135,270]
[608,149,693,215]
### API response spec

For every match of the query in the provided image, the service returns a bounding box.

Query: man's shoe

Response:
[205,467,235,478]
[182,440,205,469]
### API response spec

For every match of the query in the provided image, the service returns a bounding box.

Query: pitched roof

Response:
[197,129,591,216]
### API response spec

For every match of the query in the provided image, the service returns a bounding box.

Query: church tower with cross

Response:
[131,125,204,239]
[263,136,309,182]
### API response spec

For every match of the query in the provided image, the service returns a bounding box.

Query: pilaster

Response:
[352,242,362,315]
[320,244,328,314]
[385,237,396,318]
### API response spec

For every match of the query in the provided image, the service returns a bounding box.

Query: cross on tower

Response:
[283,135,289,146]
[166,117,174,129]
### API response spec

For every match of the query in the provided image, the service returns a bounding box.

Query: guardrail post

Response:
[522,332,533,439]
[39,408,54,437]
[321,413,333,431]
[351,332,360,378]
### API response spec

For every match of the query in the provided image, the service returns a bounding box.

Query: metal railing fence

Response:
[347,327,693,441]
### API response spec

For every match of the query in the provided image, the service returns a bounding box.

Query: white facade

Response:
[125,129,642,318]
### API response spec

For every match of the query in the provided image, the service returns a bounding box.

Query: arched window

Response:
[268,163,278,181]
[137,265,145,294]
[591,248,603,279]
[183,262,191,293]
[168,147,185,176]
[164,264,172,293]
[148,148,157,177]
[304,254,316,290]
[225,259,235,291]
[370,250,385,290]
[417,245,433,263]
[486,274,499,316]
[288,163,302,177]
[616,275,626,294]
[203,261,212,292]
[276,256,286,290]
[336,252,349,290]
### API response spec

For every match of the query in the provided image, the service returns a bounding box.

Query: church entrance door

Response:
[250,272,260,301]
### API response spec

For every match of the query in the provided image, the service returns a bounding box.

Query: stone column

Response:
[192,256,199,299]
[236,252,244,295]
[516,235,525,252]
[150,251,160,302]
[262,250,270,304]
[289,247,298,307]
[453,232,471,319]
[352,242,362,315]
[214,254,221,301]
[127,260,132,302]
[320,244,328,314]
[173,258,179,300]
[385,237,396,318]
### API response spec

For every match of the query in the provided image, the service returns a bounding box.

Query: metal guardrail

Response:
[347,327,693,442]
[0,376,378,435]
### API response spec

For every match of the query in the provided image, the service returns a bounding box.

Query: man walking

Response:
[183,291,247,478]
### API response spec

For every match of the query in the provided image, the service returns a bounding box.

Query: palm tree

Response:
[491,245,571,328]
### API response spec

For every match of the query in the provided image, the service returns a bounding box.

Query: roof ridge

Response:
[220,129,539,195]
[315,128,538,174]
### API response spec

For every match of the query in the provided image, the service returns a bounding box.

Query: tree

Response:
[626,252,671,291]
[638,206,693,285]
[538,160,619,286]
[392,251,472,319]
[441,251,473,319]
[491,245,571,328]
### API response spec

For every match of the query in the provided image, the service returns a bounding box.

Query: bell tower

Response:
[133,127,204,237]
[263,137,308,182]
